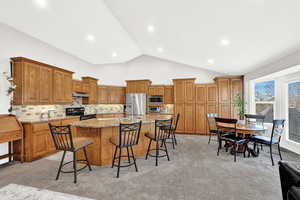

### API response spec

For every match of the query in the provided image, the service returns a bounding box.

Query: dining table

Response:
[217,120,268,156]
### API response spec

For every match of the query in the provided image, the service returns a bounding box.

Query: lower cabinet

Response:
[195,103,207,135]
[174,104,185,133]
[219,103,231,118]
[184,103,195,133]
[21,117,79,162]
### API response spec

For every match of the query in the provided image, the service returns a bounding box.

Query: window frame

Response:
[253,80,276,124]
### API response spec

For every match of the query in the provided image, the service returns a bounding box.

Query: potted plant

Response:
[234,92,246,120]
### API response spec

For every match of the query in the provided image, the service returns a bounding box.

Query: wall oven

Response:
[148,95,163,104]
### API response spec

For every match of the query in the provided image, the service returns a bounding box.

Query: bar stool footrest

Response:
[60,160,89,174]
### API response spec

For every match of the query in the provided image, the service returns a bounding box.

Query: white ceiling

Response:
[0,0,141,64]
[1,0,300,74]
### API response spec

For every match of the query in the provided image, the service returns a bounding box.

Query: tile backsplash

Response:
[12,97,124,121]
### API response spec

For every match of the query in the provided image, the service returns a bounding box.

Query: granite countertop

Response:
[72,114,173,128]
[19,112,126,123]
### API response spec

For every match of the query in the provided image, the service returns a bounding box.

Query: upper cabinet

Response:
[53,69,73,104]
[206,84,218,104]
[72,80,83,93]
[82,77,98,104]
[195,84,207,104]
[126,80,151,94]
[12,57,73,105]
[216,78,231,104]
[98,86,125,104]
[173,78,196,104]
[148,86,164,96]
[164,86,174,104]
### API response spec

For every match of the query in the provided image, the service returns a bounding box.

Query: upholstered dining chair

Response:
[215,118,248,162]
[207,113,218,144]
[251,120,285,166]
[245,114,266,151]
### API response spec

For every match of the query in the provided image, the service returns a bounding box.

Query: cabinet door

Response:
[39,67,52,104]
[230,78,243,103]
[164,86,174,104]
[23,63,40,104]
[64,73,73,104]
[185,80,195,103]
[184,103,195,133]
[207,84,218,104]
[53,70,65,103]
[136,82,148,93]
[32,131,48,158]
[195,103,207,134]
[126,82,136,93]
[218,79,230,103]
[219,103,231,118]
[82,83,90,93]
[174,104,185,133]
[72,80,82,93]
[195,85,207,104]
[98,86,108,104]
[148,87,156,96]
[207,103,218,114]
[174,81,185,104]
[108,87,117,104]
[119,87,125,104]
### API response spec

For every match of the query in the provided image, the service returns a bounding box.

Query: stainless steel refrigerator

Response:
[125,93,147,116]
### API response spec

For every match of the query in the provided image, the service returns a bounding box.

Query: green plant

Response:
[234,92,246,120]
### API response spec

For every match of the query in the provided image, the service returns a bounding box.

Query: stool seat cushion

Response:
[73,137,93,151]
[109,135,136,146]
[145,132,158,141]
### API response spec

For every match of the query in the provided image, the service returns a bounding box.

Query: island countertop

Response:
[72,114,173,128]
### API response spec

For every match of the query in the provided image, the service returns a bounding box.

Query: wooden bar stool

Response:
[48,124,93,183]
[110,121,142,178]
[145,119,173,166]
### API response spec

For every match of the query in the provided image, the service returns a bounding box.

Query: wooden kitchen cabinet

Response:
[53,69,73,104]
[98,86,109,104]
[174,103,185,133]
[195,85,207,103]
[195,103,207,134]
[126,80,151,94]
[82,77,98,104]
[72,80,83,93]
[12,57,56,105]
[20,117,79,162]
[184,103,195,133]
[185,80,196,104]
[206,84,218,104]
[149,86,164,96]
[216,78,231,104]
[164,86,174,104]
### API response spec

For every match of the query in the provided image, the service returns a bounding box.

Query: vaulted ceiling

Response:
[1,0,300,74]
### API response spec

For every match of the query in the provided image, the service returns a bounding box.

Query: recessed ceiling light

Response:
[147,25,155,33]
[112,52,117,57]
[220,38,230,46]
[85,34,95,42]
[207,59,215,65]
[157,47,164,53]
[33,0,48,8]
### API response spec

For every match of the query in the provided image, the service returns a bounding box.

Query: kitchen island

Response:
[72,114,172,166]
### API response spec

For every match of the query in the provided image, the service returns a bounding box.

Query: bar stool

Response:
[48,124,93,183]
[145,119,173,166]
[110,121,142,178]
[164,113,180,149]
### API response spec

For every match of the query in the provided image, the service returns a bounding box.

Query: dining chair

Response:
[145,119,173,166]
[110,121,142,178]
[48,124,93,183]
[251,120,285,166]
[215,117,248,162]
[245,114,265,151]
[207,113,218,144]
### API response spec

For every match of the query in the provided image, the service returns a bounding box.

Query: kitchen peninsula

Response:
[73,114,172,166]
[72,115,172,166]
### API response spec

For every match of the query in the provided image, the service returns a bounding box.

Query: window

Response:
[255,80,275,123]
[288,81,300,143]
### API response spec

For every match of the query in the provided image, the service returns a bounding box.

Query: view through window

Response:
[288,81,300,143]
[255,80,275,123]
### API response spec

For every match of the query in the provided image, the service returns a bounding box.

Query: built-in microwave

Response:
[149,106,161,113]
[149,95,163,104]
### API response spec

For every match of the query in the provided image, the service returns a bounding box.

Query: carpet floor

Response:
[0,135,299,200]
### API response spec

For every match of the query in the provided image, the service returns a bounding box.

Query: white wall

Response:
[244,50,300,154]
[95,55,224,86]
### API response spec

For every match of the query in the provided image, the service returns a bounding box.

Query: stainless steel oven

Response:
[148,95,163,104]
